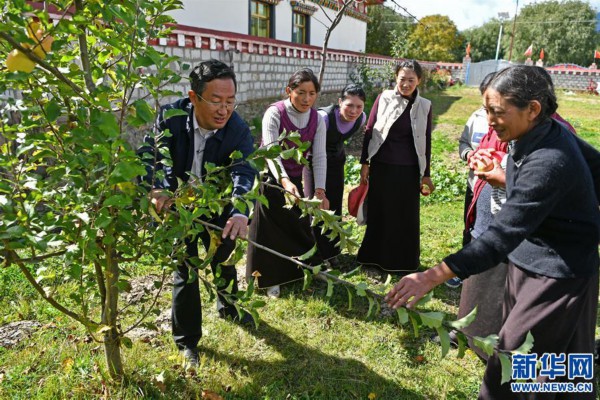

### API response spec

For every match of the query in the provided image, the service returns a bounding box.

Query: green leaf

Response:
[109,161,147,184]
[396,307,408,324]
[409,312,420,337]
[448,306,477,330]
[117,279,132,292]
[121,336,133,349]
[366,295,376,318]
[414,291,433,307]
[345,286,354,311]
[513,331,534,355]
[91,110,119,138]
[456,332,468,358]
[355,282,368,297]
[44,100,61,122]
[163,108,188,119]
[325,278,334,298]
[435,326,451,358]
[499,353,513,385]
[230,150,243,160]
[249,300,266,309]
[103,194,132,207]
[248,308,260,328]
[473,334,499,357]
[420,311,444,328]
[297,245,317,261]
[280,149,296,160]
[383,274,392,286]
[302,269,312,290]
[133,55,156,68]
[133,99,154,124]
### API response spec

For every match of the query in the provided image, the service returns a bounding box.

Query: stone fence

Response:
[145,25,466,124]
[5,23,598,145]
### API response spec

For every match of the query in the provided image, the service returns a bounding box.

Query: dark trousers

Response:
[462,184,474,246]
[172,211,238,350]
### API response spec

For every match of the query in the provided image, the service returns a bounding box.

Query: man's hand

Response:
[222,214,249,240]
[149,189,173,213]
[360,164,369,185]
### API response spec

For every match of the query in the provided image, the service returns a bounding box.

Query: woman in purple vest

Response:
[304,84,367,264]
[246,68,329,298]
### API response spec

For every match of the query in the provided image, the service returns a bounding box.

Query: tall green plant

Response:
[0,0,188,379]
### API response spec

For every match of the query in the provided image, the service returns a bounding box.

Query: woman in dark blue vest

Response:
[305,84,366,264]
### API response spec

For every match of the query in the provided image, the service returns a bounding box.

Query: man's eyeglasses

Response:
[197,94,238,111]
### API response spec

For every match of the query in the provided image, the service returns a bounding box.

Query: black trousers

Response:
[462,184,474,246]
[172,211,238,350]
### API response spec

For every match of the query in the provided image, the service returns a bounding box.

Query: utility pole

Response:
[508,0,519,61]
[495,12,509,61]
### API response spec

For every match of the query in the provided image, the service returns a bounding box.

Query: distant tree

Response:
[398,15,464,61]
[510,0,598,65]
[462,19,510,62]
[365,5,414,56]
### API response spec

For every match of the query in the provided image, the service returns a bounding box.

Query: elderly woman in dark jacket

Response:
[386,65,600,399]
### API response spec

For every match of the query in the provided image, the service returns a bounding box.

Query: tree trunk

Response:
[102,247,123,379]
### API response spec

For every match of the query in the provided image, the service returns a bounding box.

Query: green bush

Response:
[423,158,466,204]
[344,155,362,186]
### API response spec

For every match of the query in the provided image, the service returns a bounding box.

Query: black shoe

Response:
[181,347,199,369]
[218,305,256,327]
[444,277,462,288]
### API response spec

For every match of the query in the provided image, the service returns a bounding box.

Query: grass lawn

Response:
[0,85,598,399]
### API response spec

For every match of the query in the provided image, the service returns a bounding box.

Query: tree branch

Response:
[7,250,98,327]
[192,219,383,300]
[74,0,96,93]
[16,250,67,263]
[0,32,92,104]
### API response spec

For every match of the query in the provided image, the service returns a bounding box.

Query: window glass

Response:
[250,1,271,38]
[292,12,306,44]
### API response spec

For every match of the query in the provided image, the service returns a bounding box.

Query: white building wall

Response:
[169,0,367,52]
[169,0,248,33]
[309,8,367,52]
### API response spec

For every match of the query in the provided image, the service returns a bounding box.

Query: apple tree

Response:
[0,0,195,379]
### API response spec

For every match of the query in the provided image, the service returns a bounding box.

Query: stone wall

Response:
[547,69,600,91]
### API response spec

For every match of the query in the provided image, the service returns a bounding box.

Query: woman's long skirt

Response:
[457,259,508,361]
[246,174,322,288]
[357,161,420,273]
[304,154,346,261]
[478,263,598,399]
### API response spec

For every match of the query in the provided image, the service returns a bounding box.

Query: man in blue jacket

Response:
[139,59,256,367]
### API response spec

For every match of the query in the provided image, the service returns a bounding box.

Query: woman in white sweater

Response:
[246,68,328,298]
